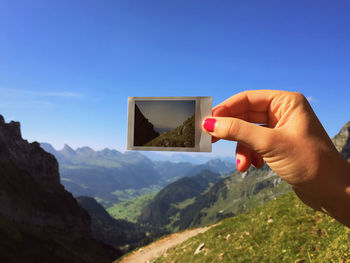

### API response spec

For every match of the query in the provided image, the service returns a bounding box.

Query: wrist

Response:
[293,151,350,224]
[313,156,350,227]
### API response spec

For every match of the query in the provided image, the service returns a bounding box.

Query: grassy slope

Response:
[154,192,350,263]
[107,192,157,222]
[197,178,291,228]
[145,115,195,148]
[168,167,291,232]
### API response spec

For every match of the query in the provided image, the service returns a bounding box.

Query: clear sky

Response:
[0,0,349,157]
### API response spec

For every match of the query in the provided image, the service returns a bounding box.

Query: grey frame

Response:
[127,96,212,152]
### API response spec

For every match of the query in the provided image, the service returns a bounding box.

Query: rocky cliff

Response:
[0,115,120,262]
[134,105,159,146]
[332,121,350,160]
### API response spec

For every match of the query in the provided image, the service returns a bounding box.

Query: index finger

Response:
[212,90,286,124]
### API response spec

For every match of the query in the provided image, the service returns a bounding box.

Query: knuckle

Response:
[224,119,240,141]
[291,91,307,104]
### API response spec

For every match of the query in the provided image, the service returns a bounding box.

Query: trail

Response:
[117,225,215,263]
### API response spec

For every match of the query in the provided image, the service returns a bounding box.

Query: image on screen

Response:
[133,100,196,148]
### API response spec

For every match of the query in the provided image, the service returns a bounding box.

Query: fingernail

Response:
[203,118,216,132]
[237,159,241,167]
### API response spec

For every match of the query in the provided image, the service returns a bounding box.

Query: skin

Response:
[204,90,350,228]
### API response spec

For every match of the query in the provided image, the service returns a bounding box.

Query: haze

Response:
[136,100,195,132]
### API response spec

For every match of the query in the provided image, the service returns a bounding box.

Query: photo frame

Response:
[127,96,212,152]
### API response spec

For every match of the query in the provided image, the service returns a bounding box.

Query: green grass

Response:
[173,197,196,210]
[154,192,350,263]
[107,192,157,222]
[112,185,162,202]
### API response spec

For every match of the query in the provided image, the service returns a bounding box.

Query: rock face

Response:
[134,104,160,146]
[0,115,59,185]
[332,121,350,160]
[0,115,120,262]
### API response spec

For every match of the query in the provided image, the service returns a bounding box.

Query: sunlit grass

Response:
[154,192,350,263]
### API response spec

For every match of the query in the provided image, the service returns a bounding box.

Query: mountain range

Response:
[40,143,235,207]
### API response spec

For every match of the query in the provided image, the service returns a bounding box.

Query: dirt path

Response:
[116,225,215,263]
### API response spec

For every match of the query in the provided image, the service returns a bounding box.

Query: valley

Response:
[107,192,157,222]
[41,142,235,207]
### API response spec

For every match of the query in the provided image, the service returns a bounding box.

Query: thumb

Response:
[202,117,274,152]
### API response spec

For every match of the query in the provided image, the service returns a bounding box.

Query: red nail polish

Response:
[203,118,216,132]
[237,159,241,167]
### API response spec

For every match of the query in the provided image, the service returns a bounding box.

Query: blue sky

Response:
[0,0,349,157]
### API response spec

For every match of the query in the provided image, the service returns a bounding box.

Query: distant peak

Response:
[39,143,57,154]
[63,144,74,150]
[60,144,76,156]
[102,147,112,152]
[77,146,94,151]
[332,121,350,160]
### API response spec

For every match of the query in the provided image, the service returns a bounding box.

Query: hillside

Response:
[139,164,290,232]
[154,192,350,262]
[107,159,234,223]
[174,164,291,231]
[145,114,195,148]
[138,170,224,229]
[0,115,120,262]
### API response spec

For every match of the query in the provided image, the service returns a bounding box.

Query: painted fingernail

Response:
[236,159,241,167]
[203,118,216,132]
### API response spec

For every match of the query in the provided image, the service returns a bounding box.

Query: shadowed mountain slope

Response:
[0,115,120,262]
[134,104,159,146]
[77,196,162,252]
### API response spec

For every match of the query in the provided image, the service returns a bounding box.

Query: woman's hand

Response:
[203,90,350,227]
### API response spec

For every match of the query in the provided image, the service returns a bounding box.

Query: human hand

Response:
[203,90,350,226]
